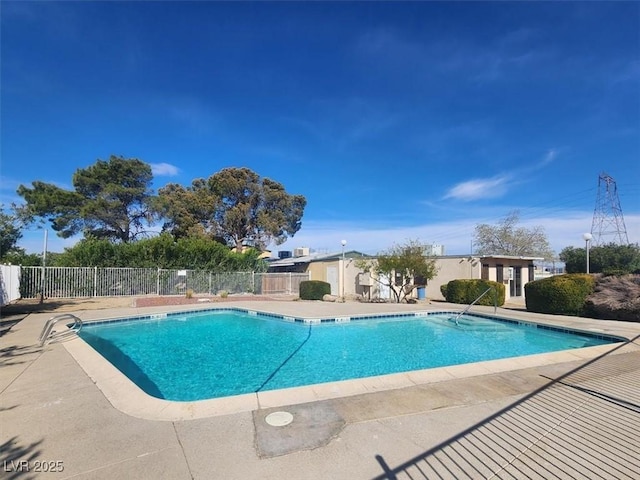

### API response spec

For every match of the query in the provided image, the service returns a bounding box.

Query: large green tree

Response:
[356,239,439,303]
[0,205,22,257]
[152,179,220,240]
[474,211,554,258]
[155,167,306,250]
[17,156,154,242]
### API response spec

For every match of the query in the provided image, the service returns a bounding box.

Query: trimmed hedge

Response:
[442,279,505,306]
[524,274,595,316]
[299,280,331,300]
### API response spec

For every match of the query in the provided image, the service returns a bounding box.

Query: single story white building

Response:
[268,250,541,303]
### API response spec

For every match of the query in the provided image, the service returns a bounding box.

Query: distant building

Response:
[269,248,540,303]
[267,250,371,297]
[533,260,565,280]
[293,247,310,257]
[425,244,445,256]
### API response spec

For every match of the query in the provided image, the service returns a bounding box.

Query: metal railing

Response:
[18,267,309,299]
[450,287,497,325]
[39,313,83,346]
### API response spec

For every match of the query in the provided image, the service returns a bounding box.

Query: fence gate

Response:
[255,273,309,294]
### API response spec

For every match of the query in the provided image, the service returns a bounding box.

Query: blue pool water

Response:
[79,309,618,401]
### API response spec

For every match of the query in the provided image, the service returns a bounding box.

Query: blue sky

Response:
[2,1,639,258]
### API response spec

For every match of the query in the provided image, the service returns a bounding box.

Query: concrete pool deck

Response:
[2,299,639,479]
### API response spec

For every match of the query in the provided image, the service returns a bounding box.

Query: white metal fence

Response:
[16,266,309,299]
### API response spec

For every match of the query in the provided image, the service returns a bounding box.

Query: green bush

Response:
[524,274,595,316]
[443,280,468,304]
[602,268,629,277]
[50,234,268,272]
[442,279,505,306]
[299,280,331,300]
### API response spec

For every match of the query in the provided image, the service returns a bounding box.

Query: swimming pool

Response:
[78,308,619,402]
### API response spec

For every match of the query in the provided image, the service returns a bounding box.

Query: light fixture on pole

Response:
[341,239,347,299]
[583,232,592,274]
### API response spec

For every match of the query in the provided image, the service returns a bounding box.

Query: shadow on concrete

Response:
[0,319,24,338]
[0,436,44,480]
[373,335,640,479]
[1,300,71,316]
[0,344,40,367]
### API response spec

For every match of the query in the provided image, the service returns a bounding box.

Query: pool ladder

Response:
[450,287,497,326]
[38,313,83,346]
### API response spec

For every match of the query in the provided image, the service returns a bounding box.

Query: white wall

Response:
[1,265,21,306]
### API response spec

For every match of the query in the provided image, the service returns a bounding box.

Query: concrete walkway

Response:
[1,300,639,479]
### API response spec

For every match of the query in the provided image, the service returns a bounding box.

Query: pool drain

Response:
[265,411,293,427]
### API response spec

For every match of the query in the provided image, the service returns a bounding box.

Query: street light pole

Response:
[583,233,592,274]
[40,229,48,304]
[341,239,347,299]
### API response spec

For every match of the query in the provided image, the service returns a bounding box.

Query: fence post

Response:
[252,271,255,294]
[39,265,45,300]
[157,268,160,295]
[93,266,97,297]
[209,271,212,296]
[288,272,292,294]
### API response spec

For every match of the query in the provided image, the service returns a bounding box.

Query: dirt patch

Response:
[133,294,296,308]
[1,297,135,315]
[1,294,298,316]
[585,274,640,322]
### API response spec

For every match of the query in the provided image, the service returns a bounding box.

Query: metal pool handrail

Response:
[450,287,497,326]
[38,313,83,346]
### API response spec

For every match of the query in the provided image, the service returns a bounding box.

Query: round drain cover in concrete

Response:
[265,411,293,427]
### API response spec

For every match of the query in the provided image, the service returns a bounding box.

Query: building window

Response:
[481,264,489,280]
[496,264,503,283]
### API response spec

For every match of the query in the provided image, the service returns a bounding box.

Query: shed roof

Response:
[267,250,370,267]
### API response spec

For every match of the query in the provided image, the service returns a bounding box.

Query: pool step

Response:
[428,316,512,332]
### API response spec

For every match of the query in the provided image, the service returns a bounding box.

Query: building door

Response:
[510,267,522,297]
[378,274,391,300]
[326,266,338,295]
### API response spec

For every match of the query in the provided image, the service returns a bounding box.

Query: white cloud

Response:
[150,163,180,177]
[443,176,510,201]
[270,219,478,257]
[16,211,640,260]
[269,213,640,259]
[440,148,558,203]
[540,148,557,166]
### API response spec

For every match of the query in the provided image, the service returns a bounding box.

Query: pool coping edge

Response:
[62,306,633,421]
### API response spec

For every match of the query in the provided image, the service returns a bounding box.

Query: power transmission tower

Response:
[590,172,629,246]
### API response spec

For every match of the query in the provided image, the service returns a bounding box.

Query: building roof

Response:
[267,250,370,267]
[428,254,544,261]
[477,255,545,261]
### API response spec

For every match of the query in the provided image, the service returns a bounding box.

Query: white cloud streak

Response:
[441,148,559,202]
[150,163,180,177]
[540,148,557,166]
[443,175,511,201]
